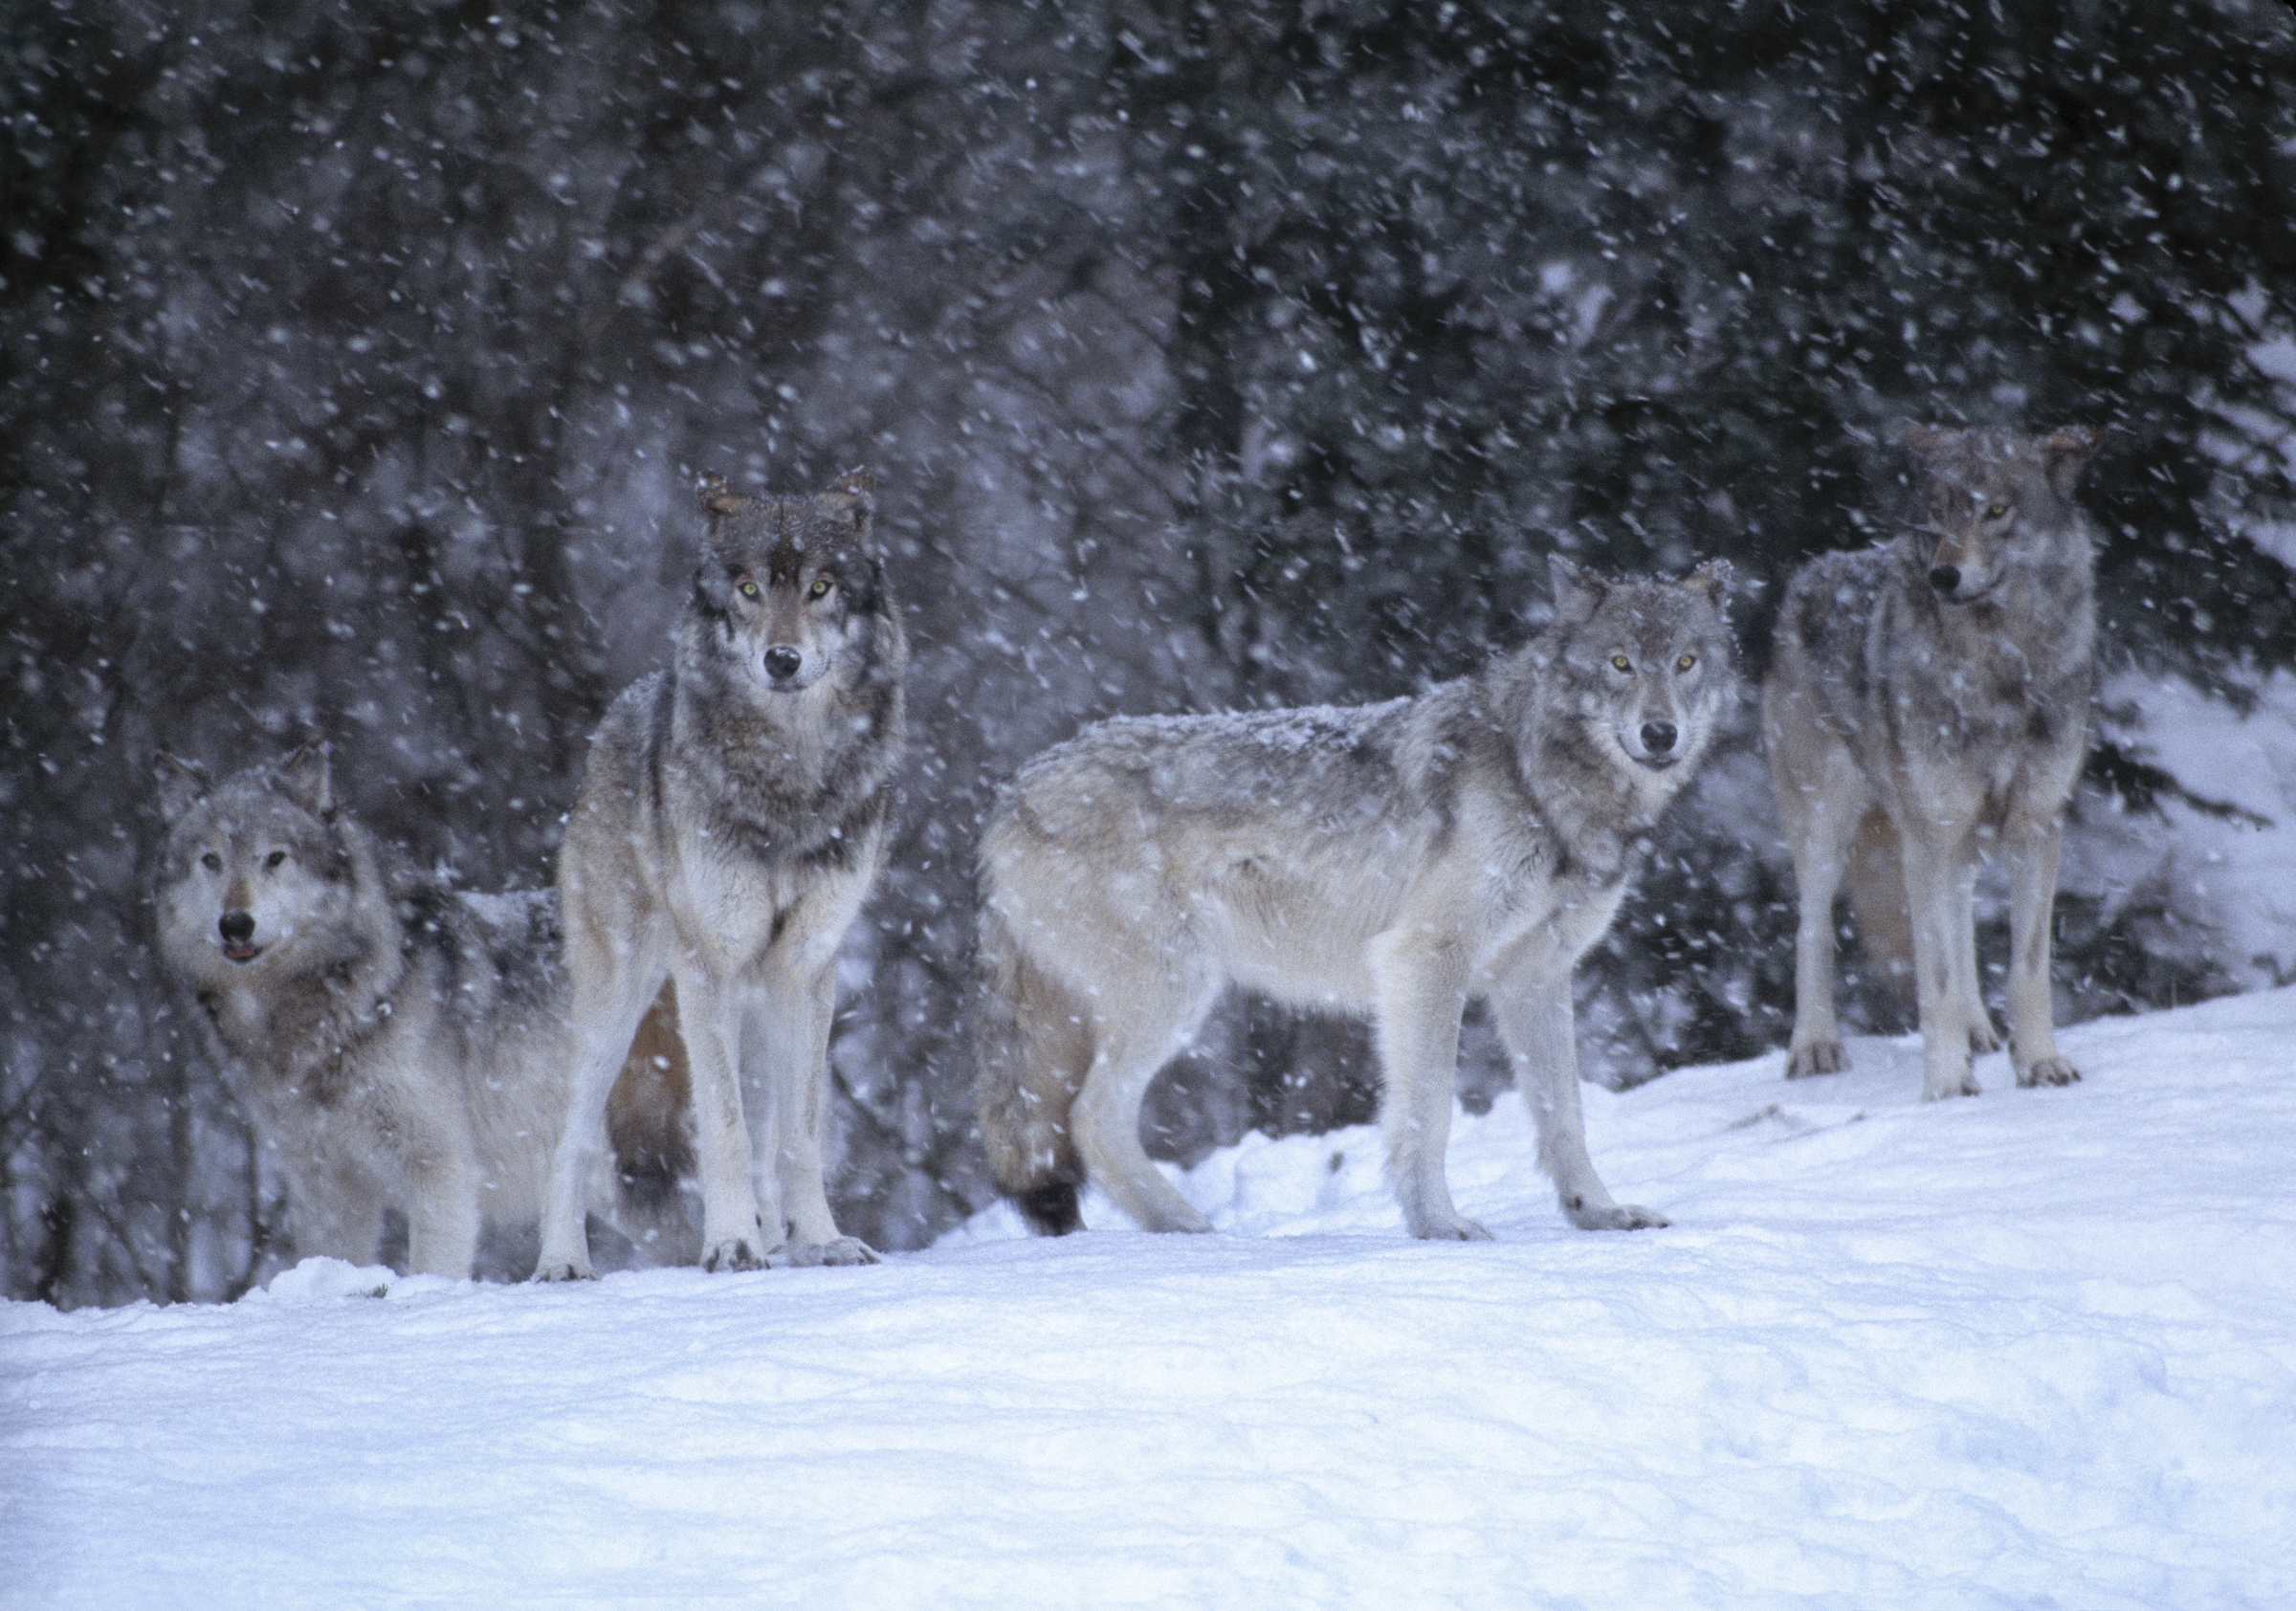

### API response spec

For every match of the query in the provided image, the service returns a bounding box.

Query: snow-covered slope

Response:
[7,991,2294,1609]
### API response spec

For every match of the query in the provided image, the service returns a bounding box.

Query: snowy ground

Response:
[7,990,2294,1610]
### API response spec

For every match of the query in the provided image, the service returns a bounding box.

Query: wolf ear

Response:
[1683,558,1733,609]
[1903,423,1954,459]
[276,744,334,815]
[154,754,212,826]
[2038,425,2108,498]
[696,471,753,519]
[823,467,878,536]
[1549,554,1606,621]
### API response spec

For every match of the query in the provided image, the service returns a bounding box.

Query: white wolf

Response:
[1765,424,2106,1100]
[152,747,692,1278]
[975,557,1738,1241]
[533,470,907,1279]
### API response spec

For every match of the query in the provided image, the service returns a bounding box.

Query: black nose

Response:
[1641,720,1677,756]
[1929,563,1960,595]
[763,647,803,681]
[219,911,254,946]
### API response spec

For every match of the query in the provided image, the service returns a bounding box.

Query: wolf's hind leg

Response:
[1777,748,1868,1079]
[751,958,876,1268]
[536,938,673,1281]
[1490,962,1666,1232]
[1070,977,1219,1234]
[1946,848,2001,1055]
[1900,834,1983,1101]
[2005,813,2078,1089]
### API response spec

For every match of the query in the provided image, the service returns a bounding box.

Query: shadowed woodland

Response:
[6,0,2294,1304]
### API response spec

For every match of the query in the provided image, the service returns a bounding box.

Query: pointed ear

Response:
[2039,425,2108,498]
[1684,557,1733,609]
[276,744,334,815]
[1902,423,1953,459]
[154,754,212,826]
[823,467,877,536]
[1548,554,1606,621]
[696,471,752,519]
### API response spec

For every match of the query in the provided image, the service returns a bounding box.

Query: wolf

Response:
[532,468,906,1280]
[975,556,1737,1241]
[1764,424,2107,1102]
[152,746,694,1279]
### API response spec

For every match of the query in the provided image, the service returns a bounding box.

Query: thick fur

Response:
[976,557,1737,1240]
[533,470,906,1279]
[152,748,694,1278]
[1764,425,2106,1101]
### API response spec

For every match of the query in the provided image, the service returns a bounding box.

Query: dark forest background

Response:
[7,0,2294,1305]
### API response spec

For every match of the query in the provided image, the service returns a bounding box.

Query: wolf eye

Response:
[737,577,761,600]
[1676,653,1697,672]
[265,850,288,870]
[201,851,222,872]
[1610,655,1632,673]
[808,577,834,601]
[1985,501,2009,519]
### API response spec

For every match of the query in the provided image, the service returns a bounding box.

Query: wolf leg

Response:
[677,960,774,1271]
[748,956,876,1268]
[1945,847,2001,1055]
[535,937,673,1281]
[1368,929,1487,1241]
[2005,812,2078,1088]
[1777,746,1866,1078]
[1900,832,1983,1101]
[405,1156,482,1279]
[1070,977,1219,1234]
[1489,959,1666,1232]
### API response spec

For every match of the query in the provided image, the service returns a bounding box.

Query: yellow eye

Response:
[1610,655,1632,673]
[808,577,834,600]
[1986,501,2008,519]
[1677,653,1696,672]
[738,578,760,600]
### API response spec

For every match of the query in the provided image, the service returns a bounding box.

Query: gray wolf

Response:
[533,469,906,1279]
[1764,424,2107,1101]
[152,746,693,1278]
[974,557,1737,1240]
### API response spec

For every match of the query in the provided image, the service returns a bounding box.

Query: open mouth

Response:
[1634,754,1681,772]
[222,940,262,963]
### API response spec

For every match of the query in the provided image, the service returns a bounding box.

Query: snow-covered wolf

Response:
[153,747,693,1278]
[975,557,1737,1241]
[1764,424,2106,1101]
[533,470,906,1280]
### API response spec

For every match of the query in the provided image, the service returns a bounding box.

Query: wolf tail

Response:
[605,980,696,1247]
[1843,806,1915,1003]
[972,897,1091,1235]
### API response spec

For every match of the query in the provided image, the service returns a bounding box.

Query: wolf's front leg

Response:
[676,962,773,1272]
[1369,930,1489,1241]
[1489,965,1666,1231]
[535,949,672,1281]
[2004,813,2079,1089]
[747,960,876,1269]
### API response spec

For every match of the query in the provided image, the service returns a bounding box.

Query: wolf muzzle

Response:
[219,909,260,962]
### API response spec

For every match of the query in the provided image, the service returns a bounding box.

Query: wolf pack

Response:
[154,426,2109,1281]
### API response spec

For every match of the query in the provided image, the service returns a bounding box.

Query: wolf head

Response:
[153,746,368,986]
[1902,425,2106,607]
[686,468,896,696]
[1543,556,1738,782]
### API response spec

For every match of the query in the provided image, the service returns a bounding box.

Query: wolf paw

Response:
[1568,1200,1668,1231]
[1785,1040,1849,1078]
[701,1236,770,1273]
[531,1259,597,1284]
[2018,1056,2080,1089]
[769,1236,881,1269]
[1921,1070,1982,1102]
[1411,1213,1493,1242]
